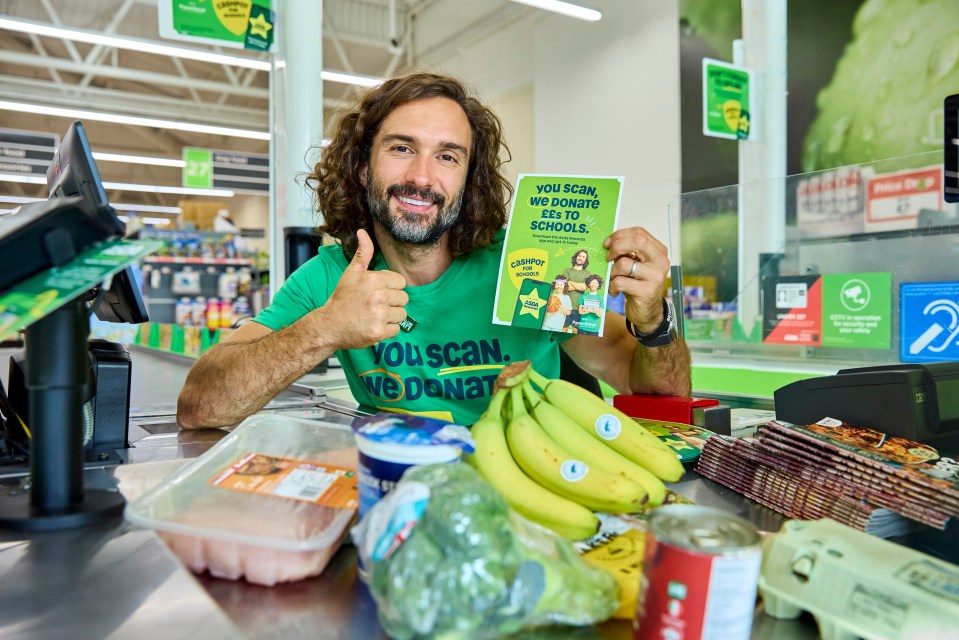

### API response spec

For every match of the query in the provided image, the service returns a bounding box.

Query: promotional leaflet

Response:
[492,175,624,337]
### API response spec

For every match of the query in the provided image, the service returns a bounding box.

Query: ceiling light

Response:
[0,17,385,87]
[0,100,271,141]
[0,173,234,197]
[117,215,173,226]
[508,0,601,21]
[0,197,182,214]
[93,152,185,168]
[103,182,234,197]
[321,70,382,88]
[110,203,183,214]
[0,174,45,185]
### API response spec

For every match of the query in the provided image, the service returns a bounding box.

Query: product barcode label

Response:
[272,468,337,502]
[209,451,358,510]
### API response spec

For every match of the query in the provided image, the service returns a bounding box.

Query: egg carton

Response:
[758,519,959,640]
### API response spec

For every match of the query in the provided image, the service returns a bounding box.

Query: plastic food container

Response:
[125,414,359,586]
[352,414,474,519]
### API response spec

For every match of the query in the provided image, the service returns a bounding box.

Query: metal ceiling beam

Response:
[0,73,351,123]
[0,50,269,99]
[25,33,64,85]
[39,0,82,63]
[79,0,136,88]
[0,76,269,128]
[169,56,203,104]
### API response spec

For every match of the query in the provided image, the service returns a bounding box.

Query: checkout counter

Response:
[3,347,958,639]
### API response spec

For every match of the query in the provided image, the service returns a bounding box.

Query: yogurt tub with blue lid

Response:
[351,413,475,519]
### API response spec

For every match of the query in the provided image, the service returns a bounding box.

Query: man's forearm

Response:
[177,320,335,428]
[629,336,692,397]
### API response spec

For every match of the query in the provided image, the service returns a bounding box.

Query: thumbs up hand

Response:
[318,229,409,350]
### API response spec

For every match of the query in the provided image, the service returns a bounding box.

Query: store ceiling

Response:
[0,0,539,215]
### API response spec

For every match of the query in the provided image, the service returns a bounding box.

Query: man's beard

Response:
[366,177,464,247]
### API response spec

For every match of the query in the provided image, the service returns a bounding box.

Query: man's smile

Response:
[395,193,435,211]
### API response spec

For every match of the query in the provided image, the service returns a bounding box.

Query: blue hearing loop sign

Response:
[901,282,959,362]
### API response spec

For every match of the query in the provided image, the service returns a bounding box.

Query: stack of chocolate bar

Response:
[696,420,959,537]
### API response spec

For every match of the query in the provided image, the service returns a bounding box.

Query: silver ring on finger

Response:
[629,259,639,278]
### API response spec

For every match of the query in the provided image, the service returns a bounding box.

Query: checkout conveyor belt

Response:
[1,346,953,639]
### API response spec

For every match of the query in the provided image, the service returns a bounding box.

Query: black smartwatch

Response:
[625,299,676,347]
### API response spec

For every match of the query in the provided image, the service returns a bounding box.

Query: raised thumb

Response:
[348,228,374,272]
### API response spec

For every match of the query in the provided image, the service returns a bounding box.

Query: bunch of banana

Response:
[465,361,685,541]
[467,387,601,541]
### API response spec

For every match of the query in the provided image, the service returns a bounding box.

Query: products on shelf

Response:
[191,297,207,326]
[238,267,253,295]
[157,290,258,330]
[217,267,239,300]
[233,295,251,319]
[138,228,267,328]
[205,297,220,330]
[171,268,201,295]
[219,298,233,329]
[144,230,251,263]
[175,297,192,326]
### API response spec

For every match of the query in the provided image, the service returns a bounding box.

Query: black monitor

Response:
[946,93,959,204]
[45,121,148,324]
[0,122,125,293]
[47,121,110,207]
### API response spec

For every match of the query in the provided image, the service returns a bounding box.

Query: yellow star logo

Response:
[518,289,547,317]
[248,13,273,39]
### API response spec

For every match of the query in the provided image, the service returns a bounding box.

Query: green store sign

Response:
[702,58,752,140]
[159,0,275,51]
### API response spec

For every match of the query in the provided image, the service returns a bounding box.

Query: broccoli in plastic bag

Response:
[352,462,619,640]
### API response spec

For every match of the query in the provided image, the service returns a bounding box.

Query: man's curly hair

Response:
[305,72,513,260]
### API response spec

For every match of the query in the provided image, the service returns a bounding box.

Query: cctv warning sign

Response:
[762,272,891,349]
[820,272,891,349]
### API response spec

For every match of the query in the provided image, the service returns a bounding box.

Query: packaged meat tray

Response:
[125,414,359,586]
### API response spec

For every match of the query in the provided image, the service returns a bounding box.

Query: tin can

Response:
[634,505,761,640]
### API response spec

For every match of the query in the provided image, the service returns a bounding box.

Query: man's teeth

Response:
[397,195,432,207]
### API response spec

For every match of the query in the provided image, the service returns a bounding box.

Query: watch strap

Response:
[625,299,674,347]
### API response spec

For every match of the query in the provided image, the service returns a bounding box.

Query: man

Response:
[177,72,690,428]
[561,249,592,331]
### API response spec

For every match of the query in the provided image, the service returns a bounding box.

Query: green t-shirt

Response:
[577,291,605,333]
[254,230,571,425]
[561,266,591,308]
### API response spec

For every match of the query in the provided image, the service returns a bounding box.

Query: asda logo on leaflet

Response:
[360,338,510,402]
